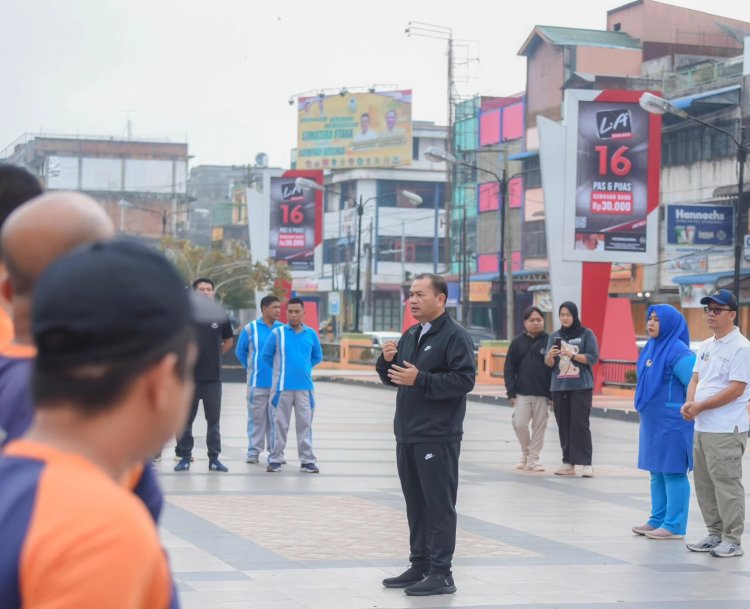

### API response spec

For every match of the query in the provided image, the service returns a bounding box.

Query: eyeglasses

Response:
[703,306,733,315]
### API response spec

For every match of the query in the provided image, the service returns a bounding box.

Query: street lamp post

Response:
[639,92,748,317]
[295,178,422,332]
[425,146,508,334]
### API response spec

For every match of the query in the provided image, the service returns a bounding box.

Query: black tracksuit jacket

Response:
[376,312,476,443]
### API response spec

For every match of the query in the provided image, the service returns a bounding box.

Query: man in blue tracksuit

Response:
[262,298,322,473]
[235,295,283,463]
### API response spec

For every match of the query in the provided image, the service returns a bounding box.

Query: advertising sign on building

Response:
[666,204,733,246]
[562,90,661,263]
[296,90,412,170]
[269,178,317,271]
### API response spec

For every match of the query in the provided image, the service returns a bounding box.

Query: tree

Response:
[160,237,290,310]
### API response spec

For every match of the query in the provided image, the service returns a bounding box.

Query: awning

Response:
[508,150,539,161]
[713,182,750,199]
[671,270,750,285]
[671,84,741,110]
[468,269,549,282]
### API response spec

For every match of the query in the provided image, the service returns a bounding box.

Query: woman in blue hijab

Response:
[633,304,696,540]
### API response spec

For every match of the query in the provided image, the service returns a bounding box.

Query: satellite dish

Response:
[255,153,269,167]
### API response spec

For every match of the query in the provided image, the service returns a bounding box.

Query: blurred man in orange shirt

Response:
[0,239,207,608]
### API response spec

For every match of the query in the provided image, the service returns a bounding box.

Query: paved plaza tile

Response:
[155,381,750,608]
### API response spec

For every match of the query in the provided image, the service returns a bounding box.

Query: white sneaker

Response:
[555,463,575,476]
[516,456,528,470]
[581,465,594,478]
[526,461,545,472]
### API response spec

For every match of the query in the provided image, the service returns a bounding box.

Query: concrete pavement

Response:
[156,381,750,609]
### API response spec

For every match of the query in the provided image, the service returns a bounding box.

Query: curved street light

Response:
[296,178,422,331]
[639,92,748,314]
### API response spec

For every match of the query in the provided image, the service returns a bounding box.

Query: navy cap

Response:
[700,288,738,310]
[32,239,221,367]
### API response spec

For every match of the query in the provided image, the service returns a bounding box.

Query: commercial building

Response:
[1,133,191,241]
[300,120,448,333]
[451,0,750,336]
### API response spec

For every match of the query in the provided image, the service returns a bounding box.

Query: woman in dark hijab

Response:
[544,302,599,477]
[633,304,695,540]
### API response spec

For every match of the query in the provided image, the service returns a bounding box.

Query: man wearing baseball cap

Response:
[0,239,215,607]
[682,289,750,558]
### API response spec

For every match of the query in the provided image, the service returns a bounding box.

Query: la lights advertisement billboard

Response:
[296,89,412,170]
[562,90,661,263]
[269,176,319,271]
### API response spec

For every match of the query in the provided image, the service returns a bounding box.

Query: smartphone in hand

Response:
[553,337,562,350]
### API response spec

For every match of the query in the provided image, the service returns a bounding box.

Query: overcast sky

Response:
[1,0,748,169]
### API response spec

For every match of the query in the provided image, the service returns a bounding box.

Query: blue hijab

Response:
[635,304,691,410]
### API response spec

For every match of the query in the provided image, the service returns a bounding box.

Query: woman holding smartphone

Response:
[544,302,599,477]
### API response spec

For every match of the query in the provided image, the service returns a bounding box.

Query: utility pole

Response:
[400,221,406,331]
[363,221,374,332]
[503,152,514,339]
[344,227,352,332]
[461,202,469,326]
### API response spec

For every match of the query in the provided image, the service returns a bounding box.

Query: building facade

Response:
[302,120,449,334]
[1,134,191,242]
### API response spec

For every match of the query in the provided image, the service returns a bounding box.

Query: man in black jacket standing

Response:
[376,273,476,597]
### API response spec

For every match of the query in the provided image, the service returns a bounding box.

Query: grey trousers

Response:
[269,390,316,465]
[693,429,747,545]
[512,394,550,462]
[246,387,272,457]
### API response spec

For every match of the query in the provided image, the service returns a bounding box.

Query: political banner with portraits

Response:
[296,90,412,170]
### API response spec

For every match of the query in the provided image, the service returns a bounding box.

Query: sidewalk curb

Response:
[314,376,640,424]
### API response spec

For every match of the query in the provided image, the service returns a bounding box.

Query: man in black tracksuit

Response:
[376,273,475,597]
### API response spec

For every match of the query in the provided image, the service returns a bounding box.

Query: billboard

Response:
[269,177,318,271]
[666,204,733,246]
[562,90,661,263]
[296,89,412,169]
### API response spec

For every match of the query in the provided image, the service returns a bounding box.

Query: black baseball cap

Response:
[700,288,738,310]
[32,238,222,367]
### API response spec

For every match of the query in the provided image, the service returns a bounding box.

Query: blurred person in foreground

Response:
[504,305,552,472]
[0,164,42,349]
[0,192,164,521]
[376,273,475,596]
[0,238,204,608]
[682,289,750,558]
[633,305,696,540]
[544,301,599,478]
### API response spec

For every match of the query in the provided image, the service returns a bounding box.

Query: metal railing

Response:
[600,359,637,388]
[348,343,382,365]
[320,342,342,363]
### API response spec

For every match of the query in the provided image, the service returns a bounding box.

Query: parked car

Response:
[463,326,497,350]
[365,331,402,347]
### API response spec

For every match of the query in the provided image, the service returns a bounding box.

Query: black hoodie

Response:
[376,312,476,443]
[503,332,552,399]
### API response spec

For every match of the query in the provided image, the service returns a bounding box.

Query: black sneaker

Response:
[382,566,428,589]
[404,573,456,596]
[300,463,320,474]
[174,457,190,472]
[208,459,228,472]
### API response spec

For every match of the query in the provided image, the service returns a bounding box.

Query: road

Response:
[155,381,750,609]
